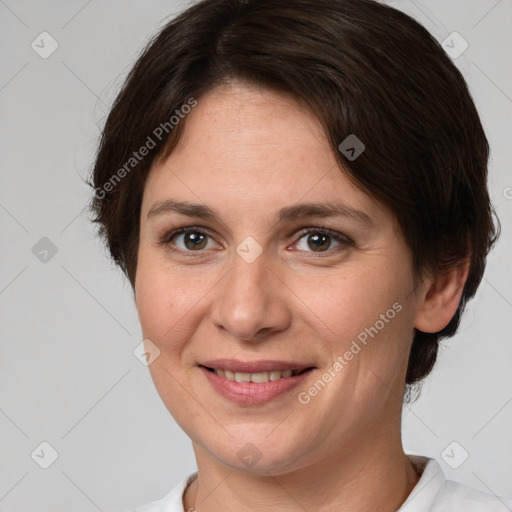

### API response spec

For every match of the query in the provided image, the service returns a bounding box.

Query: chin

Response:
[197,424,314,476]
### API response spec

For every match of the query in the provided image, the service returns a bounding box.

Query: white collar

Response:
[133,454,512,511]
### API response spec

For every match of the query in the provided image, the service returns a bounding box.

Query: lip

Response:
[200,359,313,373]
[199,359,316,406]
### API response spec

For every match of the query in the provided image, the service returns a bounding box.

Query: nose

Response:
[210,248,291,343]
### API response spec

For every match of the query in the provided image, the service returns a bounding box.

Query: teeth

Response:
[235,372,251,382]
[213,368,299,382]
[250,372,269,383]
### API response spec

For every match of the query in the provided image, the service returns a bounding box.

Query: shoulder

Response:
[402,455,512,512]
[432,479,512,511]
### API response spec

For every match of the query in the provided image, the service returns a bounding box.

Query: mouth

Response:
[200,365,314,383]
[198,360,317,405]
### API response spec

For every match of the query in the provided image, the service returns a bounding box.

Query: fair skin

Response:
[134,82,468,512]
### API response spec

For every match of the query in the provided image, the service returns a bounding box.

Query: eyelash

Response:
[157,226,353,257]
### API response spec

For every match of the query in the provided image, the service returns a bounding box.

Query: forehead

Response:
[141,83,388,228]
[170,82,330,170]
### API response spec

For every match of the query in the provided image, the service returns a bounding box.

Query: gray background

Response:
[0,0,511,511]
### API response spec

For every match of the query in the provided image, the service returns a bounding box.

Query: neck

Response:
[184,426,420,512]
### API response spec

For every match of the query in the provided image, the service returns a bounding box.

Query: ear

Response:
[414,259,470,333]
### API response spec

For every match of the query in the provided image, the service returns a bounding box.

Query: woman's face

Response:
[135,82,425,474]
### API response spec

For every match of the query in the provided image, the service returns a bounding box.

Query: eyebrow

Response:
[147,199,373,226]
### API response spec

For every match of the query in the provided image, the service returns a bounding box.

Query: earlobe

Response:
[414,259,470,333]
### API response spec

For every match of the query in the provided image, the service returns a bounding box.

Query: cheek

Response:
[293,266,398,340]
[135,251,197,348]
[135,247,227,363]
[303,265,414,380]
[134,254,204,425]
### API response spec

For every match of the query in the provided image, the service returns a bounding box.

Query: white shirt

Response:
[130,455,512,511]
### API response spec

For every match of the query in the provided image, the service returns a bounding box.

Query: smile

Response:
[199,361,316,405]
[204,367,311,383]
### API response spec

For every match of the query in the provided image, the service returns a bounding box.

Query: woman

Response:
[88,0,509,510]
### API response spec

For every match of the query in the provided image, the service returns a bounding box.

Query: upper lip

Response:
[200,359,316,373]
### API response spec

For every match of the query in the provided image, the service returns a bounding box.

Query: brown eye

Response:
[294,228,350,254]
[162,228,214,252]
[182,231,208,250]
[306,233,332,252]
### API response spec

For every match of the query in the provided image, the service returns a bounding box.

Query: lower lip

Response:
[200,366,314,406]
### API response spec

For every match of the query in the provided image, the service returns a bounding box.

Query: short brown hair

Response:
[87,0,499,397]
